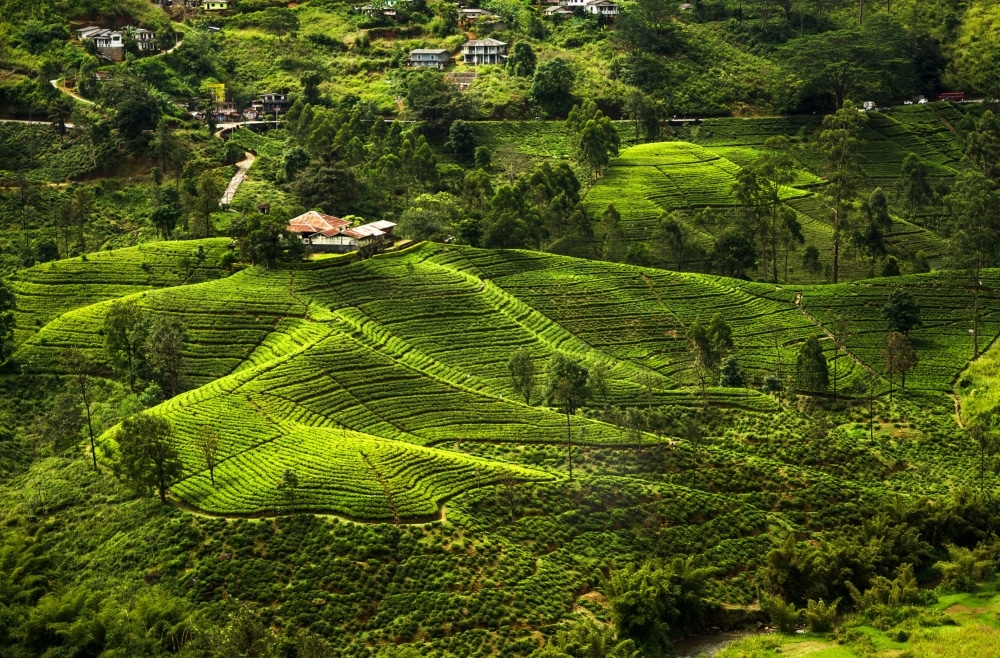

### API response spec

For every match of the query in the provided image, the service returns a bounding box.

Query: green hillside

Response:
[8,242,997,523]
[2,239,1000,655]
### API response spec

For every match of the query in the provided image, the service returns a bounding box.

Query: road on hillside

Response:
[0,118,73,128]
[220,151,255,207]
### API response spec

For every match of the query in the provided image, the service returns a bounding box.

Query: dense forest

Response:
[4,0,1000,656]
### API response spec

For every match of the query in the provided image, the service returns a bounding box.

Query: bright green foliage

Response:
[936,543,997,593]
[531,619,640,657]
[760,593,801,633]
[112,412,182,504]
[804,598,839,633]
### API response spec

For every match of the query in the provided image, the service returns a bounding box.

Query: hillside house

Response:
[563,0,618,13]
[461,38,507,65]
[133,28,157,51]
[201,0,230,9]
[410,48,451,69]
[76,26,157,61]
[287,212,396,256]
[459,8,496,22]
[545,5,574,16]
[585,0,619,14]
[251,93,291,116]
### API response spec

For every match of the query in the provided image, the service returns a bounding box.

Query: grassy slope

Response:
[717,587,1000,657]
[9,242,1000,519]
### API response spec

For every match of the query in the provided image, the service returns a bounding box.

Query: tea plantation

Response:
[6,241,996,517]
[3,235,1000,656]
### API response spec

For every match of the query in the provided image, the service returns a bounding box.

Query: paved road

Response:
[0,118,73,128]
[220,151,255,206]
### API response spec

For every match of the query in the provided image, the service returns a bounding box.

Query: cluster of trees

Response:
[763,494,1000,620]
[103,298,187,397]
[278,97,601,251]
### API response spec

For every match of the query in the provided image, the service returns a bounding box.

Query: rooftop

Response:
[463,38,507,47]
[287,211,351,237]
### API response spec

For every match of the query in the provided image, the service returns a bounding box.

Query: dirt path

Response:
[220,151,255,206]
[49,79,94,105]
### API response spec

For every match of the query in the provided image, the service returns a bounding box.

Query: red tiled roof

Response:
[287,211,350,236]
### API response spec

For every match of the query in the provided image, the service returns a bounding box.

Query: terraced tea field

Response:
[7,238,231,344]
[586,107,960,280]
[10,242,999,520]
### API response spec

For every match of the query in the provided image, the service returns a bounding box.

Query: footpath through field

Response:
[794,290,878,378]
[48,80,94,105]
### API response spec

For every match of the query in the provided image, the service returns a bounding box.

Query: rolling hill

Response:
[9,241,998,521]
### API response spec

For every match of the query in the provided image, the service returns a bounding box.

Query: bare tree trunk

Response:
[566,411,573,480]
[974,265,981,358]
[80,378,97,471]
[832,222,840,283]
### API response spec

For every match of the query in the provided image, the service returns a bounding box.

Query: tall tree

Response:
[778,207,805,282]
[601,204,625,261]
[0,280,13,365]
[733,137,795,282]
[884,331,917,400]
[193,171,222,238]
[229,212,305,269]
[651,212,686,269]
[66,186,95,254]
[708,313,734,362]
[968,412,999,494]
[830,314,851,400]
[687,318,713,403]
[546,354,590,480]
[150,118,181,177]
[796,334,829,393]
[114,413,183,504]
[818,101,867,283]
[779,25,912,109]
[145,317,187,397]
[951,115,1000,357]
[195,425,221,487]
[530,58,576,118]
[507,348,537,405]
[899,153,932,218]
[445,120,477,166]
[507,42,536,77]
[63,349,99,471]
[103,299,149,392]
[568,100,620,179]
[279,468,299,513]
